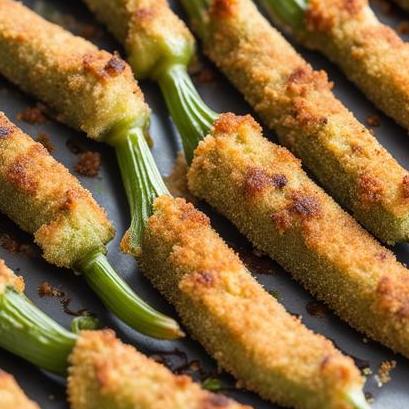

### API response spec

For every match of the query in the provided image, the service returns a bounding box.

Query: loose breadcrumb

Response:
[75,151,101,177]
[376,360,397,385]
[17,106,47,125]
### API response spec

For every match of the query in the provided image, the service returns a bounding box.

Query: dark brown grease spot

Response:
[0,126,11,138]
[104,56,126,77]
[306,300,327,317]
[290,194,321,217]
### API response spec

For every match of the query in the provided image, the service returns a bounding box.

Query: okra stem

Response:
[157,64,217,163]
[0,287,76,375]
[257,0,308,29]
[79,250,183,339]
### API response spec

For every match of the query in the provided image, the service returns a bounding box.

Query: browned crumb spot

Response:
[397,21,409,35]
[376,276,409,317]
[0,126,11,138]
[366,114,381,127]
[17,105,47,124]
[213,113,260,135]
[180,203,210,226]
[358,174,383,204]
[36,132,54,153]
[210,0,237,19]
[243,168,287,197]
[104,55,127,77]
[194,271,215,287]
[306,4,335,32]
[0,233,35,257]
[200,394,231,408]
[402,175,409,199]
[272,210,293,233]
[286,66,330,95]
[38,281,64,298]
[164,152,196,203]
[290,193,321,217]
[75,151,101,177]
[271,174,288,189]
[377,360,396,385]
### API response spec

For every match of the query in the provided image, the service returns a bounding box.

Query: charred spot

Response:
[213,113,260,135]
[201,394,231,408]
[6,153,39,195]
[290,194,321,217]
[104,55,127,77]
[401,175,409,199]
[358,174,383,204]
[195,271,215,287]
[0,126,11,138]
[272,210,292,233]
[243,168,271,196]
[271,174,288,189]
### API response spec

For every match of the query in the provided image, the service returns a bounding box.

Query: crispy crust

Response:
[188,113,409,358]
[0,370,39,409]
[297,0,409,131]
[141,195,362,409]
[68,330,247,409]
[193,0,409,243]
[0,0,149,140]
[83,0,195,78]
[0,113,114,268]
[0,260,24,295]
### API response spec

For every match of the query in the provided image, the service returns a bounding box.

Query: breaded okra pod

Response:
[186,113,409,360]
[0,371,39,409]
[0,261,248,409]
[0,112,181,339]
[141,195,366,409]
[0,113,113,268]
[0,0,148,140]
[181,0,409,244]
[257,0,409,132]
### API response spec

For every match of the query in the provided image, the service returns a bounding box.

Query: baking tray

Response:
[0,0,408,408]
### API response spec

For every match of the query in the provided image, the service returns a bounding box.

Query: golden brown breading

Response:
[0,113,114,268]
[141,195,363,409]
[188,113,409,358]
[0,370,39,409]
[0,0,149,140]
[68,330,249,409]
[189,0,409,244]
[83,0,195,79]
[0,260,24,295]
[294,0,409,131]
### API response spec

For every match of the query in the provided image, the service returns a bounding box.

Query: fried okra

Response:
[0,0,149,140]
[0,112,114,268]
[182,0,409,244]
[82,0,195,79]
[0,370,39,409]
[69,330,249,409]
[187,113,409,359]
[141,195,364,409]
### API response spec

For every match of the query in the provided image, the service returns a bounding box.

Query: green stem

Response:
[79,251,183,339]
[257,0,308,30]
[346,388,371,409]
[157,64,218,164]
[0,287,76,375]
[179,0,211,38]
[112,124,169,250]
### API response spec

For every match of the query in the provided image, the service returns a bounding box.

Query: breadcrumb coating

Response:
[0,259,24,295]
[295,0,409,132]
[83,0,195,79]
[0,0,149,140]
[188,113,409,358]
[141,195,362,409]
[68,330,248,409]
[0,370,39,409]
[0,113,114,268]
[192,0,409,244]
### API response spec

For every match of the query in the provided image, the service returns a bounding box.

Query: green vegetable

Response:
[78,250,183,340]
[257,0,308,30]
[0,287,76,375]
